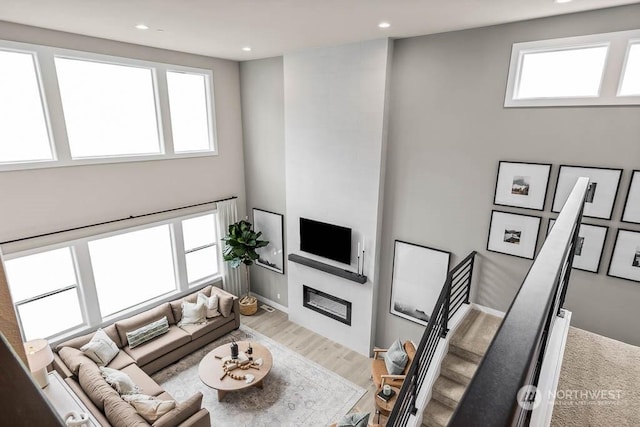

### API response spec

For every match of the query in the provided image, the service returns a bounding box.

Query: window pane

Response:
[89,225,176,316]
[516,46,608,99]
[186,246,218,283]
[619,44,640,96]
[55,57,161,158]
[167,71,212,152]
[0,50,52,163]
[182,214,216,250]
[4,248,77,302]
[18,288,83,341]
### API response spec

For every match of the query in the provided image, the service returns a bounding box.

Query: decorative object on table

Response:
[222,219,269,315]
[383,384,391,396]
[252,208,285,274]
[552,165,622,220]
[622,170,640,224]
[487,210,541,260]
[377,387,395,402]
[607,229,640,283]
[389,241,451,326]
[548,219,608,273]
[493,161,551,211]
[230,340,239,360]
[64,411,89,427]
[24,338,54,388]
[247,342,253,358]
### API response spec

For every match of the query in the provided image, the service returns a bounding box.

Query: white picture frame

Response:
[552,165,622,220]
[389,240,451,326]
[608,229,640,283]
[487,211,541,260]
[493,161,551,211]
[253,208,285,274]
[622,170,640,224]
[548,219,608,273]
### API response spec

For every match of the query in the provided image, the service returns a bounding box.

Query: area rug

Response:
[152,325,365,426]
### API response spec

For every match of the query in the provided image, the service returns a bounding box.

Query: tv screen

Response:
[300,218,351,264]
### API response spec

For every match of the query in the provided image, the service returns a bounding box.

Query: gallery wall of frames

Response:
[487,161,640,284]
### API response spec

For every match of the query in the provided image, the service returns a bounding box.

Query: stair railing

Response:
[386,250,477,426]
[449,177,588,427]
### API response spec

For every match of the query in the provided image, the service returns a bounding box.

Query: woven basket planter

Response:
[239,296,258,316]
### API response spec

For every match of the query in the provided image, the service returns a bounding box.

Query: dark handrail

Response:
[449,177,589,427]
[387,250,477,426]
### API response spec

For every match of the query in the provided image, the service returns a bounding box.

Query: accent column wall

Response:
[284,39,392,355]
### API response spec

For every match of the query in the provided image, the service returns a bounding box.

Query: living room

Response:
[1,1,639,426]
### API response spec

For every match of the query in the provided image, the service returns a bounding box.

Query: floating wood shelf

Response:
[288,253,367,284]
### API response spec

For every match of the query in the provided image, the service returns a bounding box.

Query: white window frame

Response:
[617,39,640,97]
[1,209,222,344]
[505,29,640,107]
[0,39,218,172]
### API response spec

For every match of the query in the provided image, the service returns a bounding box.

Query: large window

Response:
[505,29,640,107]
[182,214,219,284]
[2,210,221,342]
[4,248,83,341]
[0,40,217,171]
[0,49,53,164]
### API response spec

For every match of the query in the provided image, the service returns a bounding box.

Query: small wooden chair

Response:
[371,341,416,389]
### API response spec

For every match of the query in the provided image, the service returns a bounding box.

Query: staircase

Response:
[422,309,502,427]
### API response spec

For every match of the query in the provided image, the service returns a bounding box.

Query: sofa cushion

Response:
[56,324,122,351]
[169,286,212,323]
[121,364,165,397]
[179,315,234,341]
[58,346,94,376]
[107,350,136,371]
[103,393,149,427]
[210,287,234,317]
[81,328,120,366]
[124,325,191,367]
[127,316,170,349]
[384,339,408,375]
[115,303,176,344]
[153,392,203,427]
[78,362,119,411]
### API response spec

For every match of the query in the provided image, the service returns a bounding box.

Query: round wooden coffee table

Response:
[198,341,273,401]
[374,386,399,423]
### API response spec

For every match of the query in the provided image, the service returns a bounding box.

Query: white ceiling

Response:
[1,0,639,61]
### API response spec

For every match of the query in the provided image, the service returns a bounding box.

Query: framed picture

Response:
[252,208,285,274]
[622,170,640,224]
[548,219,608,273]
[493,161,551,211]
[487,211,541,260]
[608,229,640,283]
[552,165,622,220]
[389,240,451,326]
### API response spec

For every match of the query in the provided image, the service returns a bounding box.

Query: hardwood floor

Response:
[241,306,379,422]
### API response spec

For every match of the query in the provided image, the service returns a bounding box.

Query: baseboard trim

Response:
[252,293,289,314]
[471,303,506,318]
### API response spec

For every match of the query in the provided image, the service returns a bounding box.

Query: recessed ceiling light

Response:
[135,23,149,30]
[378,22,391,29]
[242,46,252,52]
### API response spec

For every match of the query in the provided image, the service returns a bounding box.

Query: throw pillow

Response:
[122,394,155,403]
[337,412,370,427]
[130,398,176,423]
[217,293,234,318]
[100,367,139,395]
[80,328,119,366]
[179,301,206,326]
[384,339,409,375]
[197,292,221,318]
[126,316,169,349]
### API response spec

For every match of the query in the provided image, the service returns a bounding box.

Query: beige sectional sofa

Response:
[53,285,240,427]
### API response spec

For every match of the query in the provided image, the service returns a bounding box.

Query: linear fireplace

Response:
[303,285,352,326]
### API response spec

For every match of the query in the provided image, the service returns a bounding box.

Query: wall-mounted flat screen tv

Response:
[300,217,351,265]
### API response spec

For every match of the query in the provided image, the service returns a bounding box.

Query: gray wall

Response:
[239,57,288,306]
[376,4,640,347]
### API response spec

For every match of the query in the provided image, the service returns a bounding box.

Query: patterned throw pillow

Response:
[126,316,169,349]
[80,328,119,366]
[337,412,370,427]
[197,292,221,318]
[384,339,408,375]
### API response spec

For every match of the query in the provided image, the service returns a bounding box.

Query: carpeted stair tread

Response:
[450,310,501,363]
[441,353,477,385]
[422,399,453,427]
[432,376,466,409]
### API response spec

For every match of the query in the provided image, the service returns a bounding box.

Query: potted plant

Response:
[222,220,269,315]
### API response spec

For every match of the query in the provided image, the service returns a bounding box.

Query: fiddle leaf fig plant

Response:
[222,220,269,303]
